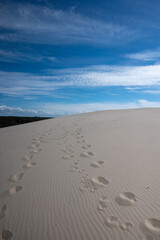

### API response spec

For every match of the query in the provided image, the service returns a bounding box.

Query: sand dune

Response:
[0,109,160,239]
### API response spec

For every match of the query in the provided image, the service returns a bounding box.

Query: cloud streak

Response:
[0,3,136,45]
[0,64,160,97]
[57,65,160,87]
[0,49,57,63]
[0,104,49,117]
[1,99,160,117]
[142,90,160,94]
[126,48,160,62]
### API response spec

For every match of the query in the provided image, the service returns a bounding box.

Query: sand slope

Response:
[0,109,160,239]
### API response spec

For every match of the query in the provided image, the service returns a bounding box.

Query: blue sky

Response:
[0,0,160,116]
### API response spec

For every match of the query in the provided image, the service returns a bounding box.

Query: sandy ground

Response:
[0,108,160,240]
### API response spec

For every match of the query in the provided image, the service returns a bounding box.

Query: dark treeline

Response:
[0,116,52,128]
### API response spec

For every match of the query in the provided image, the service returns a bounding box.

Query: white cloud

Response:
[0,105,49,116]
[125,87,142,92]
[126,48,160,61]
[0,3,136,45]
[0,49,57,63]
[1,100,160,117]
[142,90,160,94]
[125,88,160,94]
[50,64,160,87]
[0,65,160,97]
[0,71,57,96]
[137,99,160,107]
[125,87,141,90]
[0,64,160,97]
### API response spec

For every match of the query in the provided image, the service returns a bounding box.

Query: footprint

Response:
[70,162,81,172]
[34,143,40,147]
[82,145,91,149]
[79,187,86,192]
[98,196,109,211]
[77,140,85,143]
[0,229,13,239]
[10,173,23,182]
[115,192,137,206]
[75,129,81,132]
[29,143,39,149]
[119,222,133,231]
[62,149,73,154]
[23,155,33,161]
[90,161,104,168]
[88,152,94,156]
[80,152,94,158]
[73,161,79,165]
[32,140,41,146]
[62,153,74,159]
[33,137,40,141]
[43,133,48,136]
[81,175,109,192]
[70,166,79,172]
[90,176,109,190]
[33,139,41,142]
[105,216,119,228]
[65,144,72,148]
[31,149,41,154]
[0,205,7,219]
[140,218,160,239]
[80,152,89,157]
[24,162,36,169]
[29,144,35,149]
[9,186,23,195]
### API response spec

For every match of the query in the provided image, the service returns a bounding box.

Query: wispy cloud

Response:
[125,87,160,94]
[137,99,160,108]
[0,71,57,96]
[142,90,160,94]
[50,65,160,87]
[125,87,141,91]
[1,99,160,117]
[126,48,160,62]
[0,104,49,117]
[0,49,57,63]
[0,64,160,97]
[0,3,136,45]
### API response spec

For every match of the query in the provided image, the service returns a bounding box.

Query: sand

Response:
[0,108,160,240]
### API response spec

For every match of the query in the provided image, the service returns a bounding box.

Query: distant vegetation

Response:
[0,116,52,128]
